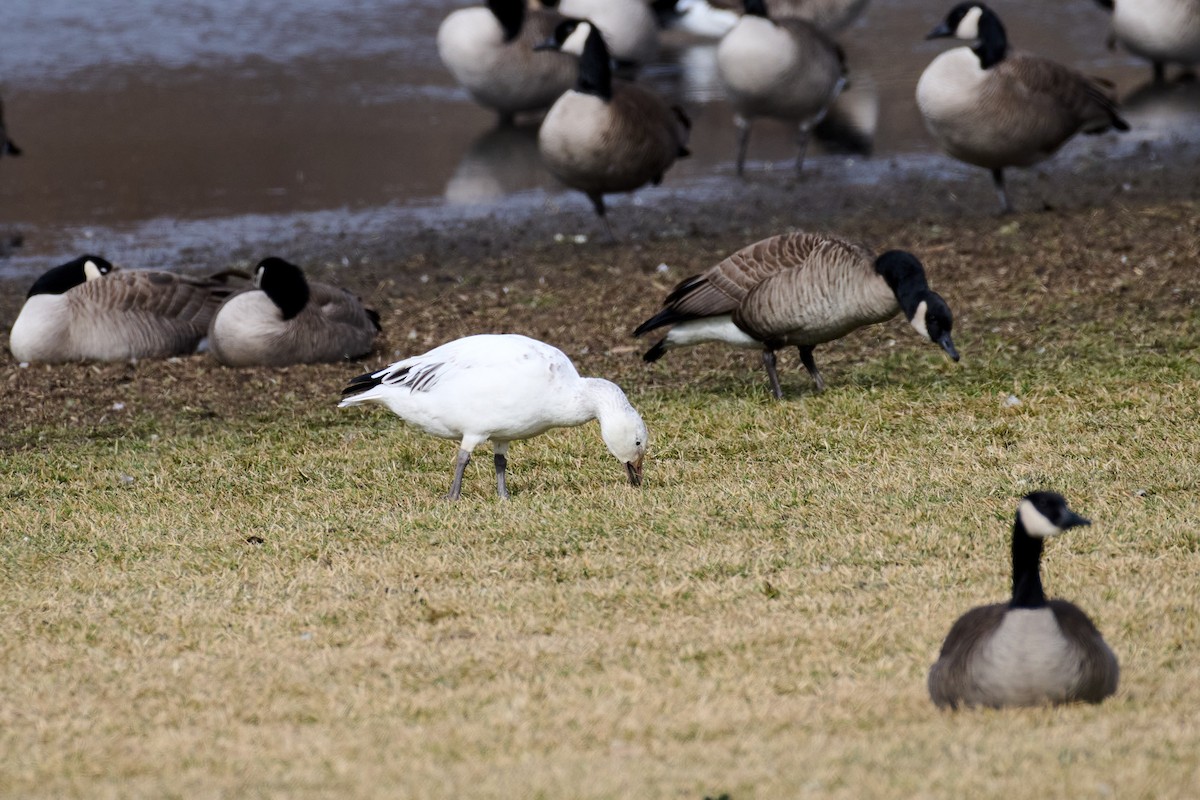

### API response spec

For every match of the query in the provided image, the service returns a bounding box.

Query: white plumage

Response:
[338,334,648,500]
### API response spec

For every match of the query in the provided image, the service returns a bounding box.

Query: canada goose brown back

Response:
[928,492,1120,709]
[9,256,238,363]
[918,3,1129,213]
[1097,0,1200,82]
[633,233,959,398]
[437,0,576,123]
[537,20,690,239]
[0,95,20,157]
[716,0,847,175]
[208,257,381,367]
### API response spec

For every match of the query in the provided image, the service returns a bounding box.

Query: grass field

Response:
[1,203,1199,798]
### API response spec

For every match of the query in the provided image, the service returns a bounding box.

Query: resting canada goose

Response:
[536,19,691,240]
[8,255,238,363]
[661,0,872,37]
[633,233,959,399]
[207,257,381,367]
[437,0,576,124]
[0,95,20,158]
[338,333,648,500]
[918,3,1130,214]
[716,0,848,176]
[1092,0,1200,83]
[554,0,660,66]
[928,492,1119,709]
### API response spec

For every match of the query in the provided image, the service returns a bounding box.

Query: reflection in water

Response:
[443,123,551,204]
[1120,76,1200,132]
[815,74,879,155]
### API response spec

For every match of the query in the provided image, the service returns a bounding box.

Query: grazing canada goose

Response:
[716,0,848,177]
[918,3,1130,214]
[633,233,959,399]
[207,257,381,367]
[928,492,1120,710]
[0,95,20,158]
[9,255,239,363]
[536,19,691,240]
[437,0,576,124]
[1092,0,1200,83]
[661,0,872,37]
[338,334,648,500]
[554,0,660,66]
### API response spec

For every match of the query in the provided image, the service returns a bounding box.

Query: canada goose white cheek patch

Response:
[910,300,930,340]
[561,23,592,56]
[1018,499,1063,538]
[955,6,983,40]
[83,260,105,281]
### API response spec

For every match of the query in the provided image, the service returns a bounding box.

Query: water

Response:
[0,0,1195,274]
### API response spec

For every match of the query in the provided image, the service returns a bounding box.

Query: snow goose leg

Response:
[735,114,752,177]
[493,441,511,500]
[762,349,784,400]
[797,345,825,392]
[448,448,473,501]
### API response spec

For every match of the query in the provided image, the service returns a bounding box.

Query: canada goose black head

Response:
[255,257,311,321]
[743,0,771,19]
[1012,491,1091,608]
[486,0,527,42]
[926,2,1007,68]
[26,255,114,298]
[873,250,959,361]
[536,19,613,100]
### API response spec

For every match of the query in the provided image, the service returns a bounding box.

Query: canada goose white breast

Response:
[717,16,843,119]
[1112,0,1200,63]
[556,0,659,63]
[208,291,286,366]
[972,608,1088,706]
[539,91,615,168]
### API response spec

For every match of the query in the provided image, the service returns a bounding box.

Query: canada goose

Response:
[1092,0,1200,83]
[9,255,238,363]
[918,3,1130,214]
[633,233,959,399]
[928,492,1120,709]
[716,0,848,177]
[207,257,381,367]
[0,95,20,157]
[554,0,660,66]
[536,19,691,240]
[660,0,871,37]
[437,0,576,124]
[338,334,648,500]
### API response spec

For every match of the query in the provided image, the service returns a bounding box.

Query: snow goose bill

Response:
[338,334,648,500]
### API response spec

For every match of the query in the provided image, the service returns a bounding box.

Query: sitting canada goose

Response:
[661,0,872,37]
[0,95,20,158]
[918,3,1130,214]
[207,257,381,367]
[716,0,848,177]
[437,0,576,124]
[536,19,691,240]
[8,255,239,363]
[338,334,648,500]
[633,233,959,399]
[554,0,660,66]
[1092,0,1200,83]
[928,492,1120,709]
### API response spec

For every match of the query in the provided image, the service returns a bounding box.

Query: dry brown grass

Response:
[1,202,1199,798]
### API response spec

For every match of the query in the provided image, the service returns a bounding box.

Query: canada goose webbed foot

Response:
[448,448,471,501]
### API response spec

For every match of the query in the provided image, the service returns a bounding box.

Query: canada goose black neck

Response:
[577,26,614,101]
[487,0,525,42]
[743,0,770,19]
[1010,520,1047,609]
[27,255,113,298]
[873,250,929,305]
[972,6,1007,69]
[256,257,311,320]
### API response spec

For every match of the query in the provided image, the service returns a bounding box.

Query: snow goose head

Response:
[589,378,649,485]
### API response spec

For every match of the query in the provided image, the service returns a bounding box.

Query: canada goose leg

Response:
[797,345,825,392]
[991,168,1013,215]
[493,442,510,500]
[794,124,813,177]
[448,448,471,501]
[1153,61,1166,84]
[734,115,751,177]
[588,192,618,243]
[496,110,516,128]
[762,349,784,400]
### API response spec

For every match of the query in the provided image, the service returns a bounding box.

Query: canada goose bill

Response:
[207,256,381,367]
[536,19,691,241]
[338,334,648,500]
[918,2,1130,214]
[1091,0,1200,84]
[928,492,1119,709]
[632,233,959,399]
[436,0,576,125]
[716,0,848,177]
[8,255,243,363]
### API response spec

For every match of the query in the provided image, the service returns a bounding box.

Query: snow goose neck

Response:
[535,19,691,241]
[208,257,381,367]
[338,334,648,500]
[918,3,1130,213]
[928,492,1119,709]
[633,233,959,399]
[9,255,239,363]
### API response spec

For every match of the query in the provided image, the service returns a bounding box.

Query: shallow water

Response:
[0,0,1196,275]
